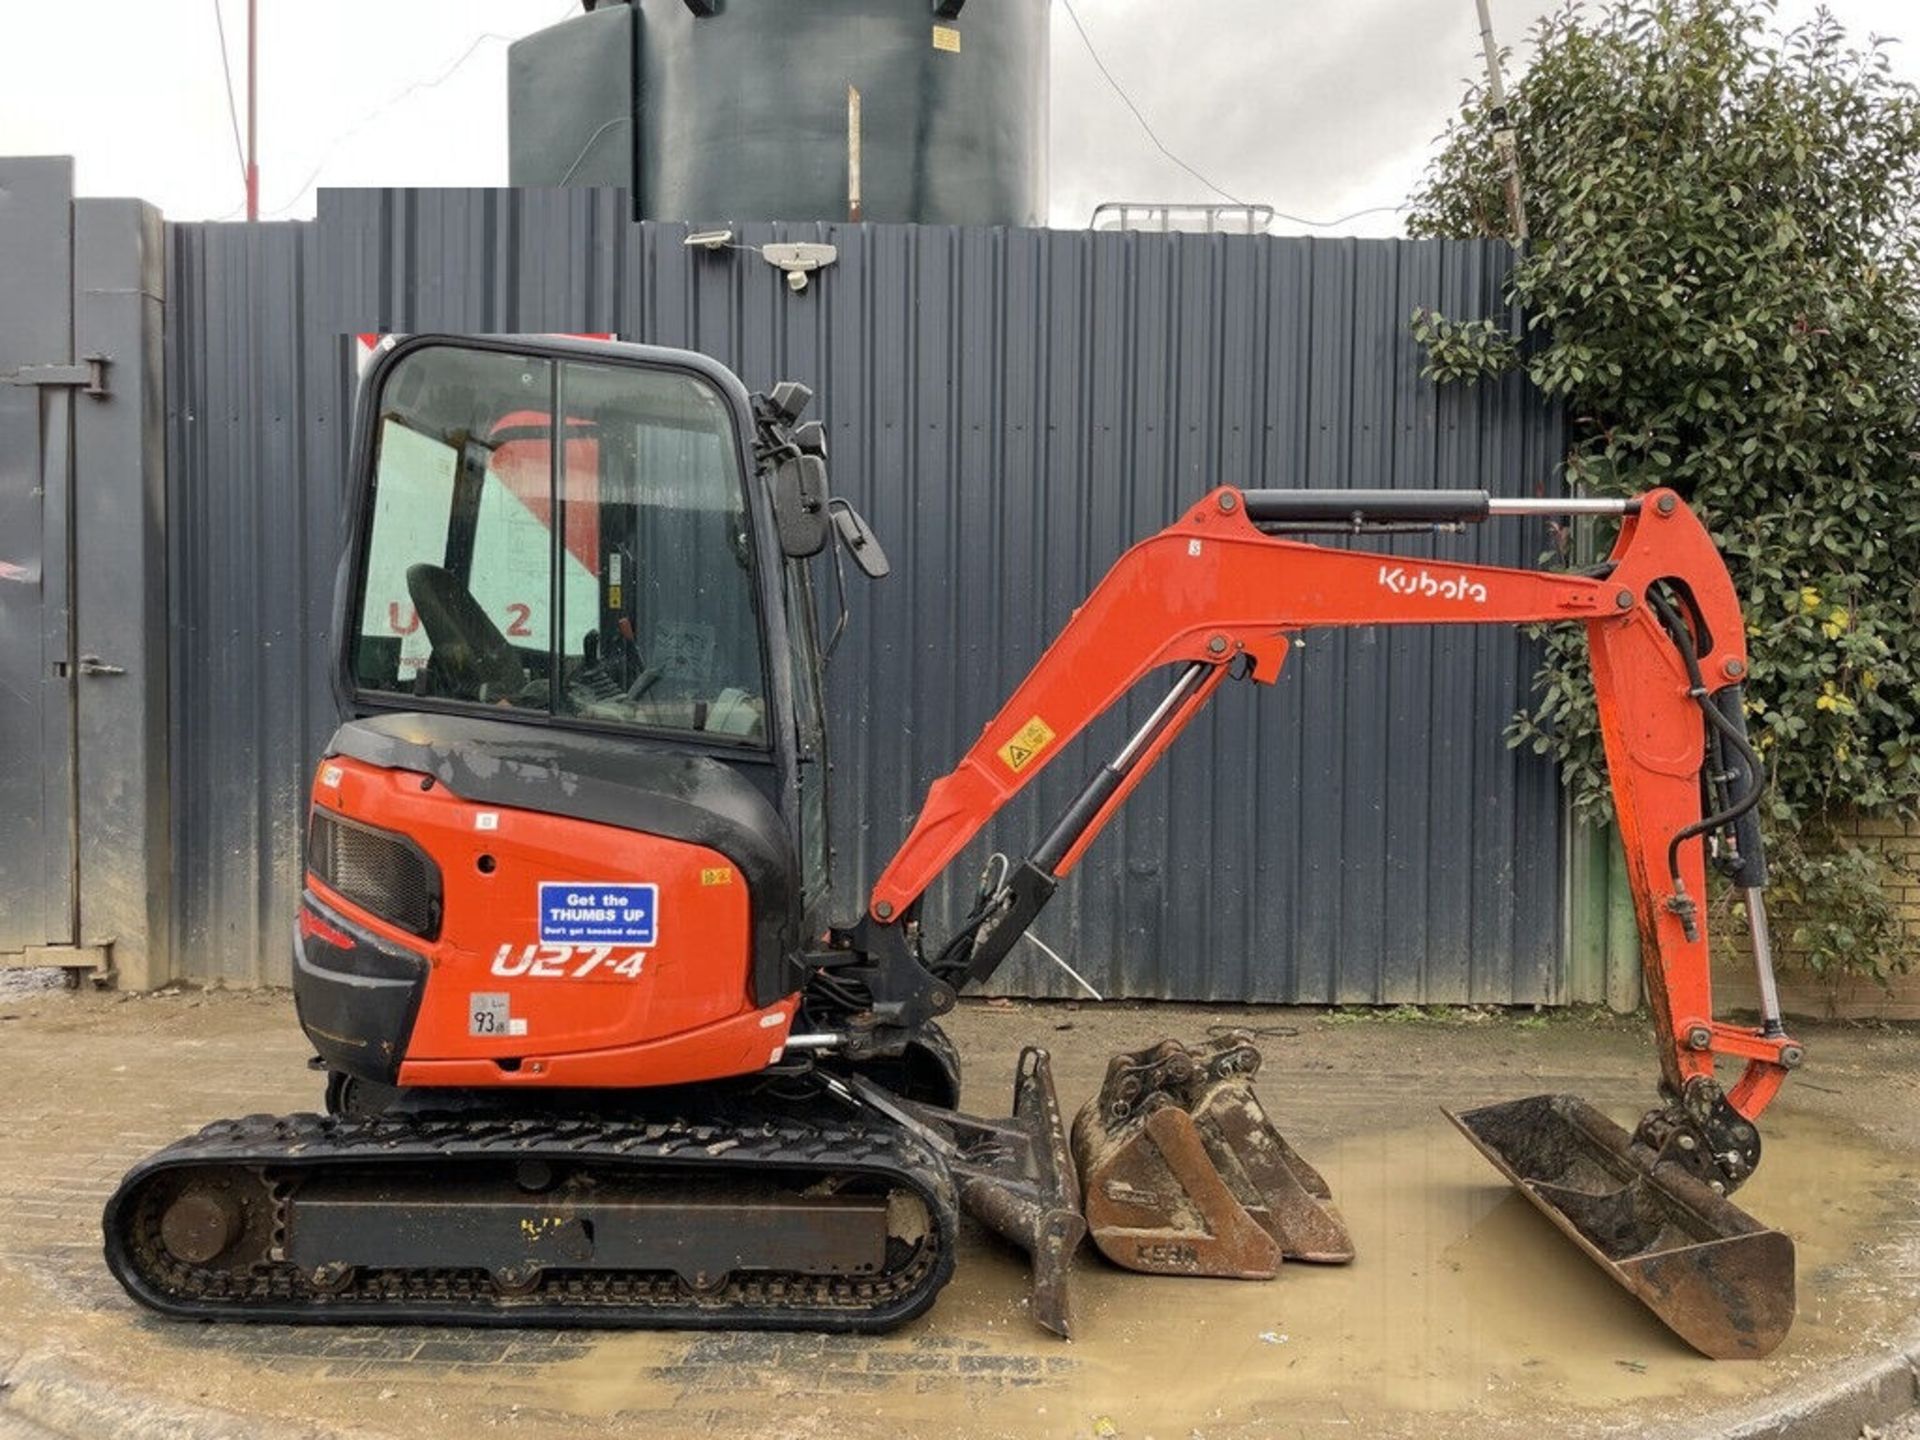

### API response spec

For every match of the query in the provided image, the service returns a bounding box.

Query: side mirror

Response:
[766,381,812,424]
[792,420,828,458]
[831,500,890,579]
[772,452,829,557]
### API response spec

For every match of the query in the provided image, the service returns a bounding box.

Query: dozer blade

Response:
[850,1047,1085,1337]
[1071,1034,1354,1278]
[1446,1094,1795,1360]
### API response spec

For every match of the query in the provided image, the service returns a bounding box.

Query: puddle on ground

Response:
[531,1101,1918,1438]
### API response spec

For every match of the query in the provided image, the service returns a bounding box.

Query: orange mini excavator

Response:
[105,334,1802,1358]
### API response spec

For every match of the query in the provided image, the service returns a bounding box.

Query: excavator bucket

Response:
[1447,1094,1795,1359]
[1071,1034,1354,1278]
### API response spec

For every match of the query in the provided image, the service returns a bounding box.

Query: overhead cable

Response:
[210,0,248,190]
[260,3,576,218]
[1058,0,1249,207]
[1059,2,1413,232]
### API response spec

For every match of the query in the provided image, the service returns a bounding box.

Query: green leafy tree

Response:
[1408,0,1920,979]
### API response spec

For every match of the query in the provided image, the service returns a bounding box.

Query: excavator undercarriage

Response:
[103,334,1803,1359]
[108,1097,961,1330]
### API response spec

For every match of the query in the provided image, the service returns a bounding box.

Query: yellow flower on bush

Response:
[1814,680,1856,716]
[1822,607,1850,640]
[1799,585,1823,610]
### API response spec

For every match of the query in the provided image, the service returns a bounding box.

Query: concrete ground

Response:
[2,985,1918,1440]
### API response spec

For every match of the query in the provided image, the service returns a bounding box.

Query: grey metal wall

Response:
[166,187,1566,1001]
[0,159,79,958]
[2,157,171,988]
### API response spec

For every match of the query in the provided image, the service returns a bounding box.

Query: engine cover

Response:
[295,721,801,1091]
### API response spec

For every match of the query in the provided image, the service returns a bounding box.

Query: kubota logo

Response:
[1378,564,1489,604]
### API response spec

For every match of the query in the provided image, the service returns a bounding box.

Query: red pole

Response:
[245,0,259,220]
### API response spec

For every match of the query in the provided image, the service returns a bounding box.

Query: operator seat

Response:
[405,563,528,700]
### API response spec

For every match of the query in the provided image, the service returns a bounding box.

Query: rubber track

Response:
[103,1108,959,1332]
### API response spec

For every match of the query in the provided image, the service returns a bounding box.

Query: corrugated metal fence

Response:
[165,188,1568,1001]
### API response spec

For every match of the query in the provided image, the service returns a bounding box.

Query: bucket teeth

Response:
[1447,1093,1796,1359]
[1071,1033,1354,1278]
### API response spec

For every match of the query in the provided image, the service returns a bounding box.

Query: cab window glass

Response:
[351,345,767,744]
[356,419,457,687]
[467,420,600,676]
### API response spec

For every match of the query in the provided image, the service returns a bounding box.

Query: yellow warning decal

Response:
[997,715,1056,774]
[932,23,961,52]
[701,867,734,886]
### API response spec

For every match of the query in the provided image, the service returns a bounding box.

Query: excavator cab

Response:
[298,334,844,1099]
[344,335,824,841]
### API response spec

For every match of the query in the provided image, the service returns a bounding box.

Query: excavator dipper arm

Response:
[864,486,1800,1142]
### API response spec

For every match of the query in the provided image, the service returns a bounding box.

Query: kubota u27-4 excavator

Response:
[105,334,1802,1359]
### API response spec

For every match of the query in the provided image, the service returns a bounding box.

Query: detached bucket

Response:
[1446,1094,1794,1359]
[1072,1035,1354,1278]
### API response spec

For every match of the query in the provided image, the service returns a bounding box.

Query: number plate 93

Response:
[469,992,513,1037]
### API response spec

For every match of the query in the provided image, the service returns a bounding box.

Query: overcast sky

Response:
[3,1,1914,233]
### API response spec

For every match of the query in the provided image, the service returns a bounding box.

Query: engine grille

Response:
[307,809,441,939]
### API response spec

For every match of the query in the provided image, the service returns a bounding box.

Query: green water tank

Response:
[508,0,1049,226]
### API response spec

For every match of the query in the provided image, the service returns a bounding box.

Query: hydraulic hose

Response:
[1645,588,1768,901]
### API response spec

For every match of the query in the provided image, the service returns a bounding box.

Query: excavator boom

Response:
[867,484,1798,1122]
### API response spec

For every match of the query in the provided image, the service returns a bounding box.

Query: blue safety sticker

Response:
[538,883,658,945]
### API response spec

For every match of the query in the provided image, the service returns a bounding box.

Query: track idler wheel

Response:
[1071,1033,1354,1278]
[148,1167,274,1274]
[159,1187,244,1266]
